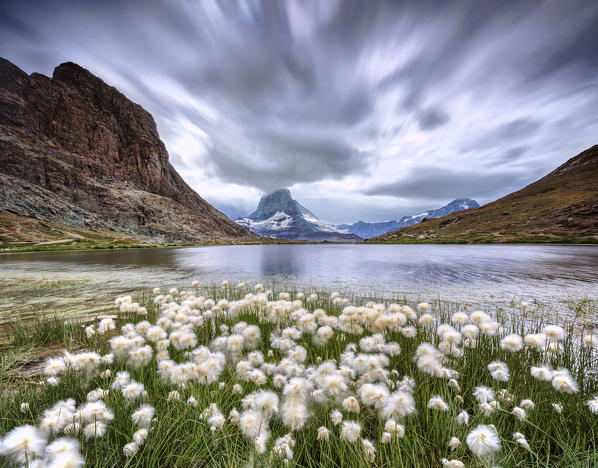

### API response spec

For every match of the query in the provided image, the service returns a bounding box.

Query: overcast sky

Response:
[1,0,597,224]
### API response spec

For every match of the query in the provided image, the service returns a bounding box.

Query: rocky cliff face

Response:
[237,188,362,242]
[0,58,255,242]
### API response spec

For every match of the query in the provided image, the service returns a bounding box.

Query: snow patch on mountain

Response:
[236,211,293,232]
[235,188,361,241]
[334,199,480,239]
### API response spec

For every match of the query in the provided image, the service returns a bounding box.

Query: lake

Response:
[1,244,597,324]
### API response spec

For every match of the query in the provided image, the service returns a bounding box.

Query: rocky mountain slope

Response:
[236,189,361,241]
[0,58,255,243]
[335,199,479,238]
[369,145,598,243]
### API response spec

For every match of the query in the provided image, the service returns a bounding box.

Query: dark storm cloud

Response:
[1,0,597,222]
[416,107,450,131]
[207,135,367,191]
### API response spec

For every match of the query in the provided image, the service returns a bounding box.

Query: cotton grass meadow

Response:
[0,283,597,467]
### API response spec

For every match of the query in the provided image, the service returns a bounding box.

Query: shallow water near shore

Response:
[1,244,597,324]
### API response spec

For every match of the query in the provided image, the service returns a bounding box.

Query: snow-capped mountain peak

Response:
[236,189,361,241]
[333,198,480,239]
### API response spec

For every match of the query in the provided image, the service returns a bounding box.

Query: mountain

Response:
[424,199,481,218]
[236,189,361,241]
[0,58,255,243]
[369,145,598,243]
[335,199,480,238]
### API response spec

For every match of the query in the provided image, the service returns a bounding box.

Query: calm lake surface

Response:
[1,244,597,323]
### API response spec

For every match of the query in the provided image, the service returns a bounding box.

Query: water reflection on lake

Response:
[1,244,597,322]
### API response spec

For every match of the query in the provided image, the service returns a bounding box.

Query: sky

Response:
[1,0,597,224]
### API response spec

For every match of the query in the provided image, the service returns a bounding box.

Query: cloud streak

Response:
[1,0,597,223]
[365,166,536,201]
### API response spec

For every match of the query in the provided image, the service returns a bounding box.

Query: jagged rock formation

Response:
[370,145,598,243]
[335,199,479,239]
[0,58,255,242]
[236,189,362,242]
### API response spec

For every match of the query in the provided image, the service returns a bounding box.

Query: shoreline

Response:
[2,237,598,254]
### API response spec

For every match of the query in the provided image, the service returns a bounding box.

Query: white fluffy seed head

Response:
[466,424,501,458]
[340,421,361,442]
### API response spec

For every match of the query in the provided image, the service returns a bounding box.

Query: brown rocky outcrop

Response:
[0,58,255,242]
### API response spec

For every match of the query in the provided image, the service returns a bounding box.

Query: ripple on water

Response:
[0,244,597,323]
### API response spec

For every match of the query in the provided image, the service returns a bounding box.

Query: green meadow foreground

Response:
[0,284,597,467]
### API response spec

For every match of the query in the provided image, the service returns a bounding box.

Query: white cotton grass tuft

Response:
[417,302,430,312]
[543,325,566,341]
[208,411,226,431]
[281,400,308,430]
[448,378,460,392]
[44,358,66,376]
[441,459,465,468]
[473,386,495,404]
[123,442,139,457]
[500,334,523,352]
[520,399,535,410]
[45,439,85,467]
[456,410,470,425]
[583,334,598,347]
[531,365,553,381]
[511,406,527,421]
[358,383,389,409]
[469,310,490,324]
[317,426,330,441]
[330,409,343,426]
[342,396,360,414]
[427,396,449,411]
[383,391,416,419]
[451,312,469,325]
[513,432,530,449]
[419,313,435,327]
[83,421,107,439]
[45,437,80,458]
[586,396,598,414]
[0,424,46,463]
[466,424,501,458]
[122,381,145,400]
[133,428,149,446]
[131,405,155,428]
[551,369,579,394]
[80,400,114,424]
[448,437,461,450]
[239,410,263,440]
[340,421,361,442]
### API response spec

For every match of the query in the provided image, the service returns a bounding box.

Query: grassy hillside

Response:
[369,145,598,244]
[0,212,323,253]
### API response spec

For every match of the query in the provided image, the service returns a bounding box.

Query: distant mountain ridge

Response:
[335,199,480,238]
[0,58,254,242]
[236,189,361,242]
[369,145,598,243]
